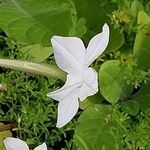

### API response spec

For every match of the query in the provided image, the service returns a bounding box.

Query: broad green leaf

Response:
[0,123,12,150]
[80,93,104,110]
[72,0,123,50]
[0,0,74,46]
[106,27,124,52]
[99,60,132,103]
[21,44,53,62]
[72,0,114,42]
[133,11,150,69]
[74,134,95,150]
[133,82,150,114]
[74,105,125,150]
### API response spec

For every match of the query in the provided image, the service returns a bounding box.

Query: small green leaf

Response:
[21,44,53,62]
[69,18,87,37]
[133,82,150,114]
[80,93,104,110]
[99,60,132,103]
[121,100,139,116]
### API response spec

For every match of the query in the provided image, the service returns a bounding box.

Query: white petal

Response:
[46,74,82,101]
[51,36,85,74]
[4,137,29,150]
[56,88,79,128]
[85,23,109,67]
[78,67,98,101]
[34,142,47,150]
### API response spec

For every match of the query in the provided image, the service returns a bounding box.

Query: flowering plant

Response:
[47,24,109,127]
[0,0,150,149]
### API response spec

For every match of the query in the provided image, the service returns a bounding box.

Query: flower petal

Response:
[47,74,82,101]
[85,23,109,67]
[51,36,85,74]
[34,142,47,150]
[4,137,29,150]
[78,67,98,101]
[56,88,79,128]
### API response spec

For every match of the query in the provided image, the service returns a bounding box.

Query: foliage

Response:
[21,44,53,63]
[0,37,75,149]
[99,60,132,104]
[74,104,150,150]
[0,0,150,150]
[74,105,126,150]
[0,0,77,46]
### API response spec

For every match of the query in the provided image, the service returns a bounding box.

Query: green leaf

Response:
[0,0,74,46]
[133,11,150,69]
[133,82,150,114]
[74,105,125,150]
[72,0,123,51]
[99,60,132,103]
[0,123,12,150]
[106,27,124,52]
[131,0,144,17]
[80,93,104,110]
[69,18,87,37]
[121,100,139,116]
[145,2,150,15]
[72,0,114,42]
[21,44,53,62]
[74,134,95,150]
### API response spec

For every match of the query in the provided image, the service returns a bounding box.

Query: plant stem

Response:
[0,59,66,81]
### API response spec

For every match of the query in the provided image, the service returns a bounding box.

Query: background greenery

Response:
[0,0,150,150]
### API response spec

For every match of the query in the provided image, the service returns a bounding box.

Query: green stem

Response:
[0,59,66,81]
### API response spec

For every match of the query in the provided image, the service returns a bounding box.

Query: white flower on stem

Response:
[47,23,110,128]
[4,137,47,150]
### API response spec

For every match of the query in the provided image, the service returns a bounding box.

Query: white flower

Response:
[4,137,47,150]
[47,23,110,128]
